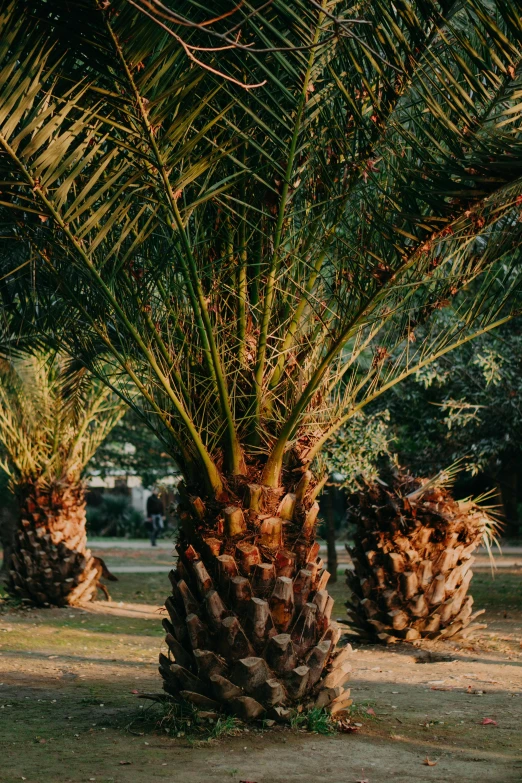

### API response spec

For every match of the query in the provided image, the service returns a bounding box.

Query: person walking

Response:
[146,491,164,547]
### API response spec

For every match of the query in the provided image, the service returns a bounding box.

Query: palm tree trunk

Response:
[159,471,352,721]
[345,474,488,644]
[8,480,99,606]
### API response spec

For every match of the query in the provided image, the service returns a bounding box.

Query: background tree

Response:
[86,408,181,538]
[89,408,180,491]
[85,492,145,538]
[380,318,522,536]
[321,410,392,579]
[1,0,522,718]
[0,351,126,606]
[86,408,180,537]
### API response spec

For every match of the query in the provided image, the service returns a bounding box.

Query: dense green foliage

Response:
[386,319,522,476]
[86,492,145,537]
[323,410,392,491]
[379,317,522,533]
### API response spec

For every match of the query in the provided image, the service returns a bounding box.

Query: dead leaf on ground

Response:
[337,719,360,733]
[423,757,438,766]
[480,718,498,726]
[119,761,132,765]
[366,707,376,716]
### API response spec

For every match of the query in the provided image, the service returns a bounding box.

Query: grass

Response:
[128,699,243,741]
[348,699,378,722]
[289,707,336,735]
[103,572,169,605]
[470,570,522,610]
[327,569,522,619]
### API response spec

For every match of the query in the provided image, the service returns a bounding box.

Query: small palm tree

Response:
[0,351,126,606]
[0,1,522,717]
[345,467,499,643]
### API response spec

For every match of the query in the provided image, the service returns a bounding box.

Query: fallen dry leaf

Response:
[366,707,376,716]
[119,761,132,765]
[239,780,258,783]
[337,719,360,733]
[423,757,438,766]
[480,718,498,726]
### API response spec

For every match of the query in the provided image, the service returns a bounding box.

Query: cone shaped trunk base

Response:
[159,476,351,720]
[345,473,488,644]
[8,481,99,607]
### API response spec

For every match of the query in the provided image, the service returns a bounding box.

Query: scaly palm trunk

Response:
[8,480,99,606]
[345,474,488,644]
[160,472,352,721]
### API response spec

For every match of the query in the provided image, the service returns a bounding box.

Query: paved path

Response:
[108,561,521,574]
[90,539,173,549]
[109,565,173,573]
[90,538,522,555]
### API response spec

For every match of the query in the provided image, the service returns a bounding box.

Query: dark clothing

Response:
[147,493,163,516]
[148,514,163,546]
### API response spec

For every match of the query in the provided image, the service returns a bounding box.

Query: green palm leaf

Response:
[0,348,126,488]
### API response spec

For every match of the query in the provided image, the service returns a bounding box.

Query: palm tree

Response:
[0,351,126,606]
[345,467,499,643]
[0,0,522,718]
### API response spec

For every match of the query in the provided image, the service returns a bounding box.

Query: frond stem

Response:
[253,4,326,436]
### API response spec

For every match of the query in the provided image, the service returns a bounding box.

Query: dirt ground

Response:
[1,559,521,783]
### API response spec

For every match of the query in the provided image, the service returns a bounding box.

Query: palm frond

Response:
[0,348,126,488]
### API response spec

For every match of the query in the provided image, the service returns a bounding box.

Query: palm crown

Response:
[1,0,522,496]
[0,351,126,490]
